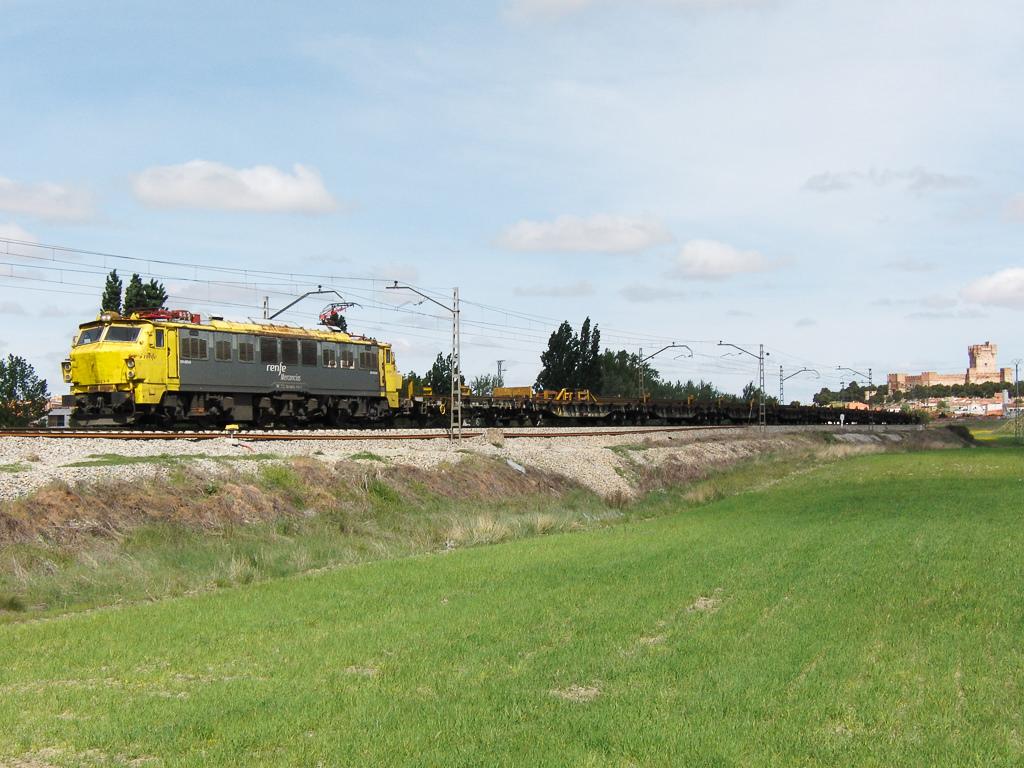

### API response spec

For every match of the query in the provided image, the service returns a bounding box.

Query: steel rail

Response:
[0,425,746,441]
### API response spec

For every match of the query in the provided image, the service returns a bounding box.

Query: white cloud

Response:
[132,160,337,213]
[0,177,94,221]
[619,284,688,302]
[962,268,1024,310]
[0,222,36,243]
[794,317,816,327]
[0,301,27,315]
[499,214,669,253]
[803,167,974,195]
[514,280,594,297]
[667,239,771,280]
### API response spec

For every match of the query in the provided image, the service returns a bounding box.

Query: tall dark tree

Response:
[101,270,122,313]
[123,273,168,312]
[424,353,464,396]
[576,318,603,392]
[123,273,146,312]
[536,321,576,391]
[536,317,601,391]
[0,355,49,427]
[142,278,168,310]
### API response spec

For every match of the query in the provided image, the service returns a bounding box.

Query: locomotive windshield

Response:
[76,327,103,346]
[104,326,142,343]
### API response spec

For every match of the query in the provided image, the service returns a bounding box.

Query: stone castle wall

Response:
[889,342,1012,392]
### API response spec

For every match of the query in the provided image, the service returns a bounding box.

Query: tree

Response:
[0,355,49,427]
[536,317,603,391]
[142,278,168,310]
[123,273,168,312]
[470,373,504,396]
[101,270,122,313]
[424,353,464,396]
[536,321,576,391]
[123,273,145,312]
[576,317,603,392]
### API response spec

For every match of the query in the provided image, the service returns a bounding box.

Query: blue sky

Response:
[1,0,1023,400]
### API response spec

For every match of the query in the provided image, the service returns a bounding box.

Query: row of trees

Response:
[889,381,1009,401]
[412,319,779,402]
[101,270,169,314]
[536,319,752,401]
[813,379,1012,405]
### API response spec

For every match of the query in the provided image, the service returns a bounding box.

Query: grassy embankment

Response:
[0,433,881,618]
[1,437,1023,765]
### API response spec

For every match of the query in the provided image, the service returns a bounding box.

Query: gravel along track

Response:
[0,425,925,502]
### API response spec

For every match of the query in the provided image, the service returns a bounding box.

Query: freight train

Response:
[62,309,917,428]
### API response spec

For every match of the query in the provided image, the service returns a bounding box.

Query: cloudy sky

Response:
[1,0,1023,400]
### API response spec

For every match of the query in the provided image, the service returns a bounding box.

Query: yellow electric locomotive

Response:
[62,309,403,427]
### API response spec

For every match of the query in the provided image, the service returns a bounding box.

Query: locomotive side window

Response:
[154,329,164,348]
[238,342,255,363]
[180,336,208,360]
[215,340,232,362]
[322,346,337,368]
[281,339,299,365]
[340,346,355,369]
[76,327,103,346]
[358,348,379,371]
[300,340,317,367]
[260,338,278,364]
[105,326,141,343]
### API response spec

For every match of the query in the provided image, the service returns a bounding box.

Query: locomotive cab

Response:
[64,313,168,423]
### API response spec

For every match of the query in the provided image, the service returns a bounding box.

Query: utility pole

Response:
[262,296,269,319]
[638,343,692,401]
[1013,358,1022,441]
[759,344,766,427]
[837,366,873,402]
[779,366,819,404]
[496,359,505,387]
[387,282,462,441]
[452,287,461,438]
[719,341,769,431]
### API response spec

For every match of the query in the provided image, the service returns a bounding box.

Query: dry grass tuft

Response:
[447,515,513,547]
[688,592,722,613]
[550,684,602,703]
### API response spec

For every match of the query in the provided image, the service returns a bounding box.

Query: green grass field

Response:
[1,446,1023,766]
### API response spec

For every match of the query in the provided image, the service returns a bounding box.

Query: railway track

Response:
[0,425,746,441]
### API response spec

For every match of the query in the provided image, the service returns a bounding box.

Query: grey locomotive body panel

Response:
[176,329,381,395]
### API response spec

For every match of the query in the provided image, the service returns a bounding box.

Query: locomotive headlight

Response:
[61,360,72,383]
[126,358,135,369]
[127,370,136,379]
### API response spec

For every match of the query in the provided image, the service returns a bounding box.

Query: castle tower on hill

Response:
[968,342,998,379]
[887,341,1013,392]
